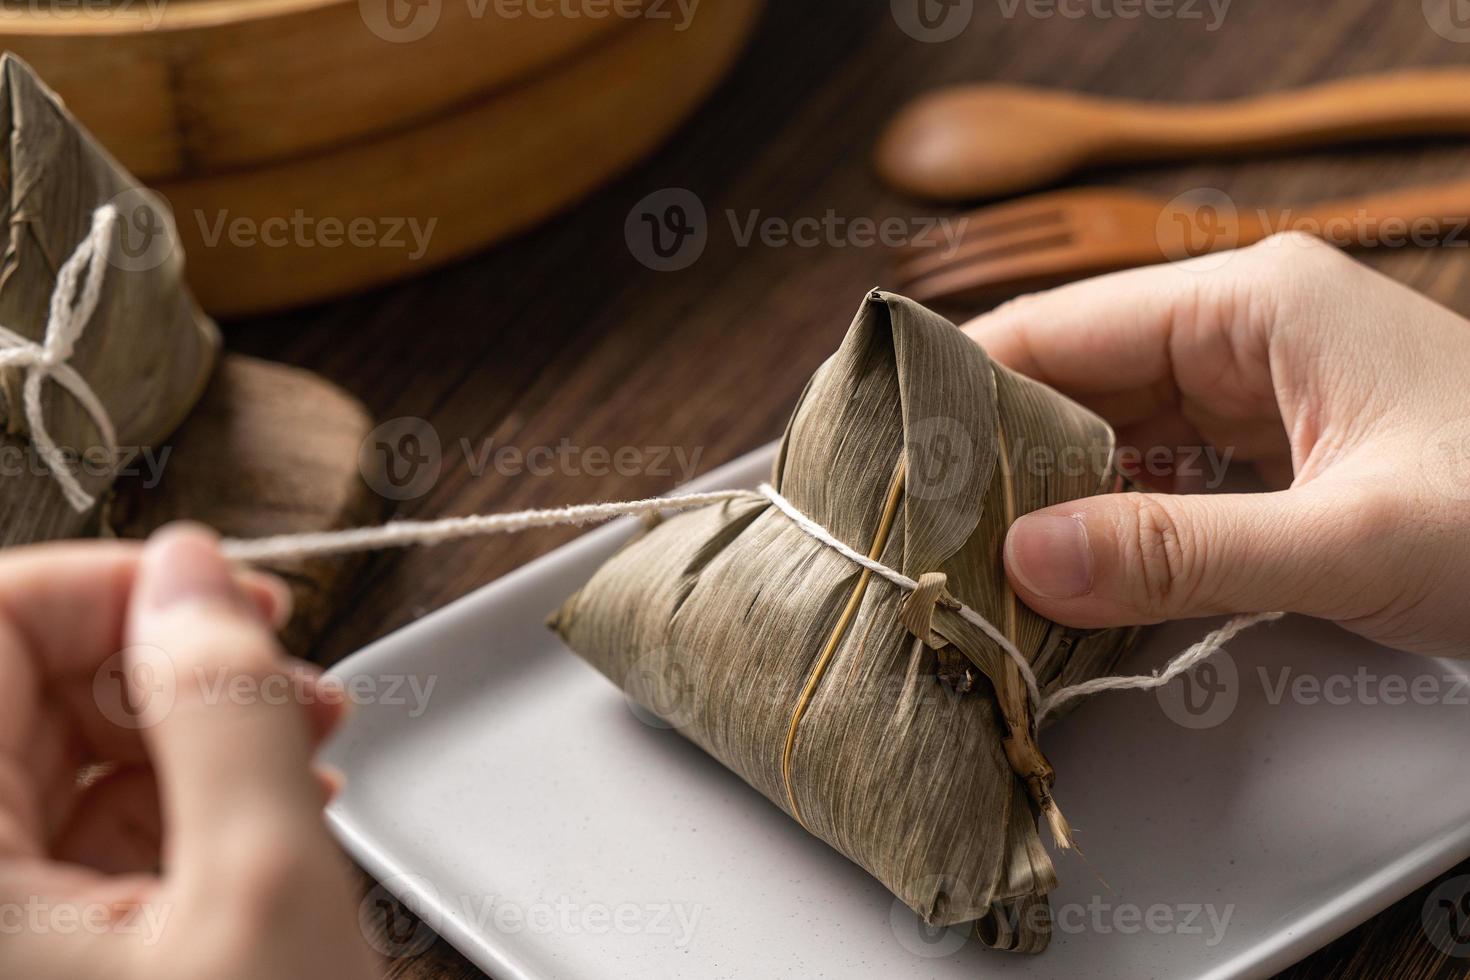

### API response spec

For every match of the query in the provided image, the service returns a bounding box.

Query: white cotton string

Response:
[220,481,1279,721]
[0,204,121,512]
[219,489,761,564]
[1035,610,1285,723]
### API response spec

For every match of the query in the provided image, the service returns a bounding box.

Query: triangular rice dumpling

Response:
[550,290,1139,953]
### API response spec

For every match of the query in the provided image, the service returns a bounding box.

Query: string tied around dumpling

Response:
[219,481,1281,729]
[0,204,120,513]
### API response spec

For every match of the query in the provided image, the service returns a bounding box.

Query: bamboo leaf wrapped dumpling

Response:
[550,290,1139,953]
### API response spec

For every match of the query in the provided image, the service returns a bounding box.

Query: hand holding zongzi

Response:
[968,232,1470,658]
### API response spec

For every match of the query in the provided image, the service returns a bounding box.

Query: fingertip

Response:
[298,670,353,743]
[135,522,248,617]
[315,765,346,806]
[239,569,294,629]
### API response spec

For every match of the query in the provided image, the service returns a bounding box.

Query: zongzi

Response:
[550,289,1140,953]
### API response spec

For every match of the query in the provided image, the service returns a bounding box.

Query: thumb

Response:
[1003,490,1338,626]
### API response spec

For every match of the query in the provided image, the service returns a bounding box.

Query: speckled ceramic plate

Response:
[322,443,1470,979]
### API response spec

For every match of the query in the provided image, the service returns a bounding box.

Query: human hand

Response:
[0,525,380,979]
[963,234,1470,657]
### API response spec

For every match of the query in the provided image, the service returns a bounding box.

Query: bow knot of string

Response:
[0,203,121,513]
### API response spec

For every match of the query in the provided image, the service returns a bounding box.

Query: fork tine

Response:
[898,196,1074,255]
[902,240,1155,304]
[896,224,1075,284]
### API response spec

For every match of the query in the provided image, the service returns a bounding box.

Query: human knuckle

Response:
[1248,232,1350,284]
[1120,496,1199,615]
[1334,485,1404,553]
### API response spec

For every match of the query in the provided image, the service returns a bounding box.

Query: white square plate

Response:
[323,443,1470,980]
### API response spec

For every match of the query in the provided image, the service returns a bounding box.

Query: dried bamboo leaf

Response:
[551,290,1140,953]
[0,54,219,545]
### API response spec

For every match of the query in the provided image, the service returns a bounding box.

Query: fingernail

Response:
[1006,514,1094,599]
[137,522,242,612]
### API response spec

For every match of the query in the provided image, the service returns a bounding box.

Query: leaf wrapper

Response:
[0,54,219,544]
[550,291,1139,953]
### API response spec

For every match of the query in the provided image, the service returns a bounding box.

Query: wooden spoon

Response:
[877,70,1470,201]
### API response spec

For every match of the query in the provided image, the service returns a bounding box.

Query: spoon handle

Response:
[1105,70,1470,160]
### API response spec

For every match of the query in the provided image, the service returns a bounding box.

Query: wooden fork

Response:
[894,179,1470,304]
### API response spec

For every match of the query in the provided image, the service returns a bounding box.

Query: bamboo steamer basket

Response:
[0,0,641,179]
[151,0,764,314]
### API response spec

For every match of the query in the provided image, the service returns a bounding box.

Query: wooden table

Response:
[230,1,1470,976]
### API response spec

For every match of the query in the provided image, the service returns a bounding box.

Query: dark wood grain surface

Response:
[227,1,1470,976]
